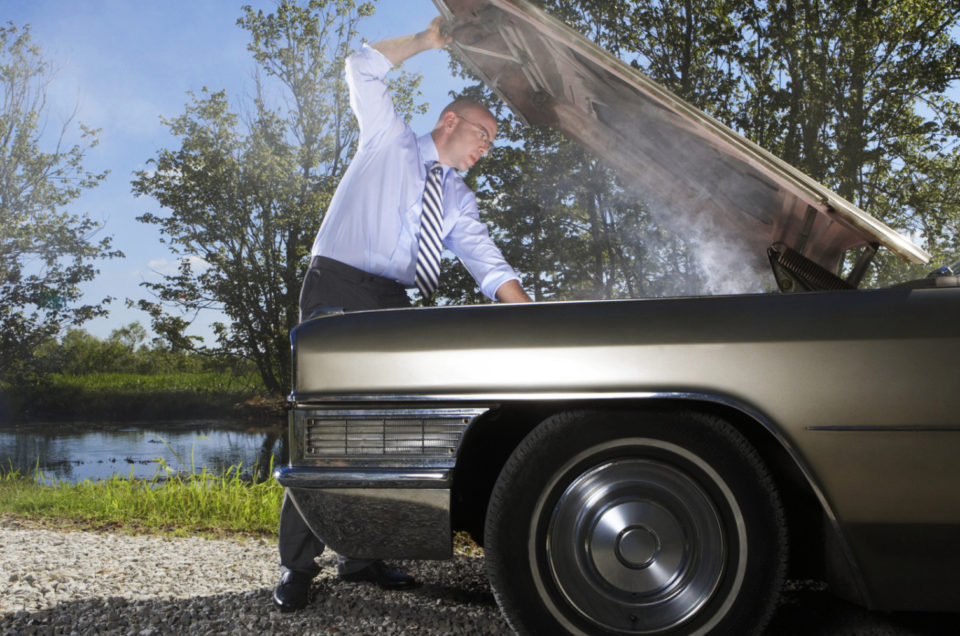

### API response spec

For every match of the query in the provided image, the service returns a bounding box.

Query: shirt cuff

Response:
[356,42,395,76]
[480,271,522,301]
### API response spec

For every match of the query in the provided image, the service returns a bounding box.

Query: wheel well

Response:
[451,398,827,580]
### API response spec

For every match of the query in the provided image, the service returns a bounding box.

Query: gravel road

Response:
[1,516,957,635]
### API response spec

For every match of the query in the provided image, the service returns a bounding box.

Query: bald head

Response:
[435,99,488,122]
[431,99,497,171]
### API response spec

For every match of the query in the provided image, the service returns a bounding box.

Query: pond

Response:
[0,421,287,483]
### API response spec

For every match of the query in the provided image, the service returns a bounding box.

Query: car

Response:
[276,0,960,634]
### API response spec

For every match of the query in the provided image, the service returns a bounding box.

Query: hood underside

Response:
[432,0,930,275]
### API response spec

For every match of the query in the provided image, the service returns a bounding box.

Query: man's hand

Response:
[373,16,452,66]
[495,280,533,303]
[421,16,453,50]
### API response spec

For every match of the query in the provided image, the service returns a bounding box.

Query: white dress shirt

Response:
[309,44,520,301]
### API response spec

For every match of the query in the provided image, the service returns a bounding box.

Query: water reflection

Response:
[0,421,288,484]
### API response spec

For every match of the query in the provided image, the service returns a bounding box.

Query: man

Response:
[273,17,532,612]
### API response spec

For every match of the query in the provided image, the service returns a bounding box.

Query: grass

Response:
[0,464,485,555]
[0,460,284,539]
[0,440,484,556]
[50,371,265,392]
[0,464,484,555]
[3,371,276,422]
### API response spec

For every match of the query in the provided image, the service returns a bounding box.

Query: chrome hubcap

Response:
[545,457,727,633]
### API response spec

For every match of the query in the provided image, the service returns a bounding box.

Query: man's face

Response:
[443,108,497,171]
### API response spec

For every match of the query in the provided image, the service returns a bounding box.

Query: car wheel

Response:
[484,409,787,635]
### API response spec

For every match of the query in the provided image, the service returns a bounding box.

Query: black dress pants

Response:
[279,256,411,576]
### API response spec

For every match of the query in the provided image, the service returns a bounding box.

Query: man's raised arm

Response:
[372,16,451,66]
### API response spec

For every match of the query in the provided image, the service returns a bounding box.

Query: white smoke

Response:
[644,196,774,297]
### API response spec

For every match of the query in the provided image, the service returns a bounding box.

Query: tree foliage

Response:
[0,23,120,385]
[37,323,174,376]
[132,0,426,394]
[29,322,254,377]
[438,0,959,304]
[560,0,959,282]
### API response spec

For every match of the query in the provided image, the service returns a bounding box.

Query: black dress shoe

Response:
[273,570,313,612]
[339,560,418,590]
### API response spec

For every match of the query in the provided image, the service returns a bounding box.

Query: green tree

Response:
[33,322,214,375]
[539,0,960,286]
[441,1,958,302]
[44,327,141,375]
[0,23,119,386]
[132,1,426,394]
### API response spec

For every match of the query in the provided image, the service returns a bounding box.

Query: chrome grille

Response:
[304,413,473,458]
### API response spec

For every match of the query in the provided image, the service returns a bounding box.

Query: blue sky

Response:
[5,0,460,344]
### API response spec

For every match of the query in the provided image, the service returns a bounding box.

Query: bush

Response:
[0,324,273,422]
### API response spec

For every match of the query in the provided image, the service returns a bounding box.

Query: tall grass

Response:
[1,459,485,556]
[52,371,266,392]
[4,370,276,421]
[0,460,283,538]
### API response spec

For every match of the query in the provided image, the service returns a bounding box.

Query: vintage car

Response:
[276,0,960,634]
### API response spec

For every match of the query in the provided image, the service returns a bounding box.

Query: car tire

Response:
[484,409,787,635]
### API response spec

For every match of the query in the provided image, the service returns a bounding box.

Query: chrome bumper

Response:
[276,466,453,559]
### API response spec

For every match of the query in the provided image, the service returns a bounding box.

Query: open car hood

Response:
[432,0,930,278]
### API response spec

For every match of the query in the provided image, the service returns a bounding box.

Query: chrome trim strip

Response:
[293,390,696,403]
[808,425,960,432]
[297,407,489,418]
[276,466,451,489]
[286,458,459,470]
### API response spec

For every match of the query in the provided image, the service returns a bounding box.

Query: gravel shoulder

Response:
[2,515,957,635]
[0,516,508,635]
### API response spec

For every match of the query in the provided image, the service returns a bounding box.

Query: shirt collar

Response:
[418,133,448,178]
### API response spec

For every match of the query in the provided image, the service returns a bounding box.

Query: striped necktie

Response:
[415,163,444,299]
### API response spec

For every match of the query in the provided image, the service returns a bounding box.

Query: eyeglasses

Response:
[455,113,495,150]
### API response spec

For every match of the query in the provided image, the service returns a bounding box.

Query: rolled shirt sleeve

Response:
[443,183,521,300]
[345,44,406,149]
